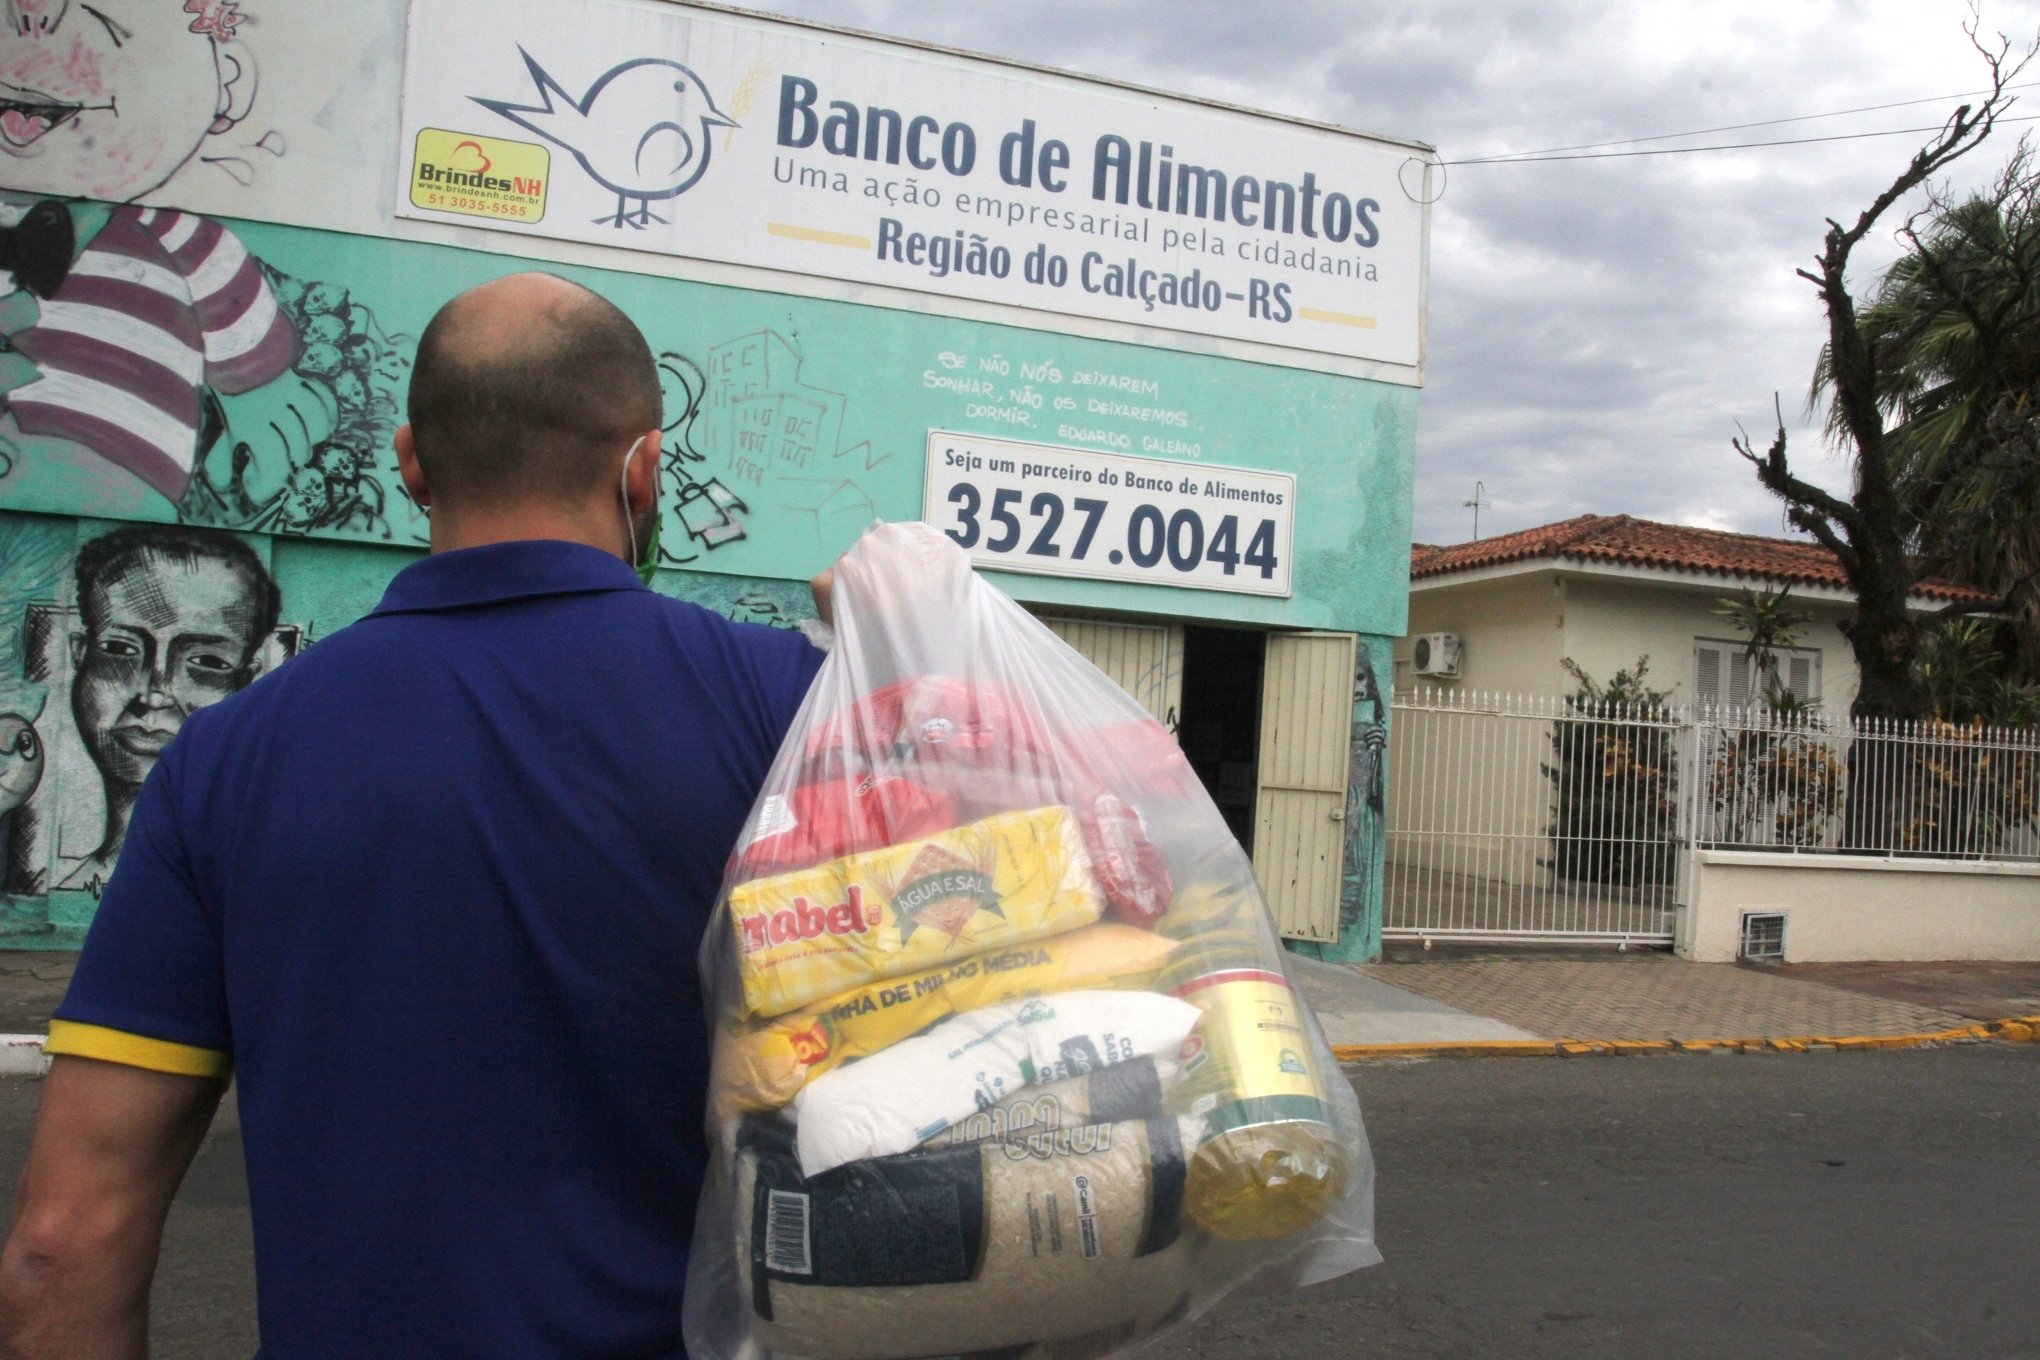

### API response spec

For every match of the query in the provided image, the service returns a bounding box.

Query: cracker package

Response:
[687,523,1377,1360]
[728,806,1105,1018]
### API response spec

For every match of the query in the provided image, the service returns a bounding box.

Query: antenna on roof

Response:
[1463,480,1491,540]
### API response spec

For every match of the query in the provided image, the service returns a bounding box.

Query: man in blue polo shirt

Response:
[0,273,825,1357]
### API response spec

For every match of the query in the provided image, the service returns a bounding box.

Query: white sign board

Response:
[396,0,1426,368]
[922,433,1295,597]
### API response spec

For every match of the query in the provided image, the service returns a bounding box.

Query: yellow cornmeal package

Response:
[717,922,1178,1111]
[726,805,1105,1018]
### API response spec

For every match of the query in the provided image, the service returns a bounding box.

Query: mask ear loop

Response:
[619,434,646,566]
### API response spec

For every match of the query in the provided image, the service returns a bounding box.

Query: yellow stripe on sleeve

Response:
[44,1020,232,1080]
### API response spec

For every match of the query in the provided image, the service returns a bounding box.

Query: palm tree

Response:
[1810,152,2040,682]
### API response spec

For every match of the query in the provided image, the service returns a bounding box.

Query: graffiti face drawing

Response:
[0,0,252,202]
[0,713,42,816]
[63,527,275,878]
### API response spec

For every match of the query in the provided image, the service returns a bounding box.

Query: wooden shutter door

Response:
[1038,616,1184,727]
[1253,631,1357,942]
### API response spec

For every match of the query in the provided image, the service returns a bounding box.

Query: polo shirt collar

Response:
[372,540,646,616]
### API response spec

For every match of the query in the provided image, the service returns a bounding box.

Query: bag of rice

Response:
[686,523,1377,1360]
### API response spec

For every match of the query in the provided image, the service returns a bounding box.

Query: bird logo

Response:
[473,50,736,230]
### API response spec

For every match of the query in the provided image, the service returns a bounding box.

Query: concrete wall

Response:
[1397,570,1565,695]
[1678,850,2040,962]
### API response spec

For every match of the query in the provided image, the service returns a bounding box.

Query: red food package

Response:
[804,676,1057,768]
[1076,720,1203,802]
[1078,792,1173,928]
[735,774,957,877]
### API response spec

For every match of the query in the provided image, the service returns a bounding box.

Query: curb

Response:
[6,1021,2036,1076]
[0,1034,51,1077]
[1331,1015,2040,1063]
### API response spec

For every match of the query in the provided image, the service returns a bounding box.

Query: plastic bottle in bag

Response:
[1161,882,1348,1240]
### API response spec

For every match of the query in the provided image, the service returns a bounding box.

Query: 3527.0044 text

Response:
[943,485,1278,578]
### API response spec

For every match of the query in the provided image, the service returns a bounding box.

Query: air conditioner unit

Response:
[1411,632,1462,678]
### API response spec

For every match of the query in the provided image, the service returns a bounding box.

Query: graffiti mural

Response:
[0,194,420,541]
[699,329,876,551]
[0,0,262,204]
[181,276,415,540]
[0,0,419,544]
[1339,644,1389,952]
[0,518,296,912]
[651,349,750,565]
[0,201,299,496]
[1285,640,1388,964]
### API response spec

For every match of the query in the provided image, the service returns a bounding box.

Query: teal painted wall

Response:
[0,198,1413,953]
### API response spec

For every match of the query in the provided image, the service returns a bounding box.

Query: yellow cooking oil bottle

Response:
[1158,880,1348,1240]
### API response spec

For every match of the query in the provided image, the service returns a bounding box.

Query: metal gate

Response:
[1383,688,1680,945]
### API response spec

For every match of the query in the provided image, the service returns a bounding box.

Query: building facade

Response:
[0,0,1428,960]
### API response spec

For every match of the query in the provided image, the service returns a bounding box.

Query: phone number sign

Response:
[923,432,1295,597]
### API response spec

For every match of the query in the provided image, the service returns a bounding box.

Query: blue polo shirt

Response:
[52,540,823,1358]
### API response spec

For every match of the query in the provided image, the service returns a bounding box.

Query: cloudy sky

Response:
[742,0,2040,545]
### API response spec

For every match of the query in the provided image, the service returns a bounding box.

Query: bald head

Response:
[406,273,662,506]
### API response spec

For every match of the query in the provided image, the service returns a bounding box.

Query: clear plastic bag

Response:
[685,522,1378,1360]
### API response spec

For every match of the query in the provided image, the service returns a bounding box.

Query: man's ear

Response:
[211,47,257,135]
[625,429,661,514]
[394,425,431,508]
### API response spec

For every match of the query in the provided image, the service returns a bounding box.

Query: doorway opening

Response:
[1177,625,1266,854]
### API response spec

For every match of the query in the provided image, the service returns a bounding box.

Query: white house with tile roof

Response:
[1396,514,1987,712]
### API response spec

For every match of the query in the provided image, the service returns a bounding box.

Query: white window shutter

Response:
[1787,654,1818,702]
[1696,645,1722,705]
[1727,652,1752,708]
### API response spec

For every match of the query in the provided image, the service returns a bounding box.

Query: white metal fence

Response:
[1692,707,2040,859]
[1384,689,2040,945]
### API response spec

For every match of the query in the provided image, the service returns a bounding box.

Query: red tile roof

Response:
[1410,514,1989,602]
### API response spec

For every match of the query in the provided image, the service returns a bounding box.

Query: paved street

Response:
[5,1044,2037,1358]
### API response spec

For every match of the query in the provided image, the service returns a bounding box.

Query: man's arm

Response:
[0,1056,224,1359]
[810,567,834,629]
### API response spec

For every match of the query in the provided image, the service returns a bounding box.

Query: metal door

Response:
[1253,631,1357,941]
[1038,616,1183,728]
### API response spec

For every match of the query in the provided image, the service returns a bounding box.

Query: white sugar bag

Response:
[794,989,1200,1176]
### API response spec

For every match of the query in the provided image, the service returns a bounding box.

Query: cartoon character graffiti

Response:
[0,202,300,501]
[55,524,280,891]
[0,1,417,544]
[0,711,44,894]
[182,279,415,540]
[1338,646,1388,940]
[475,51,736,228]
[0,0,256,203]
[0,1,310,512]
[652,349,749,563]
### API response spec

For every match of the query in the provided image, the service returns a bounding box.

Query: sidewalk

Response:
[1293,948,2040,1059]
[8,948,2039,1069]
[0,953,72,1036]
